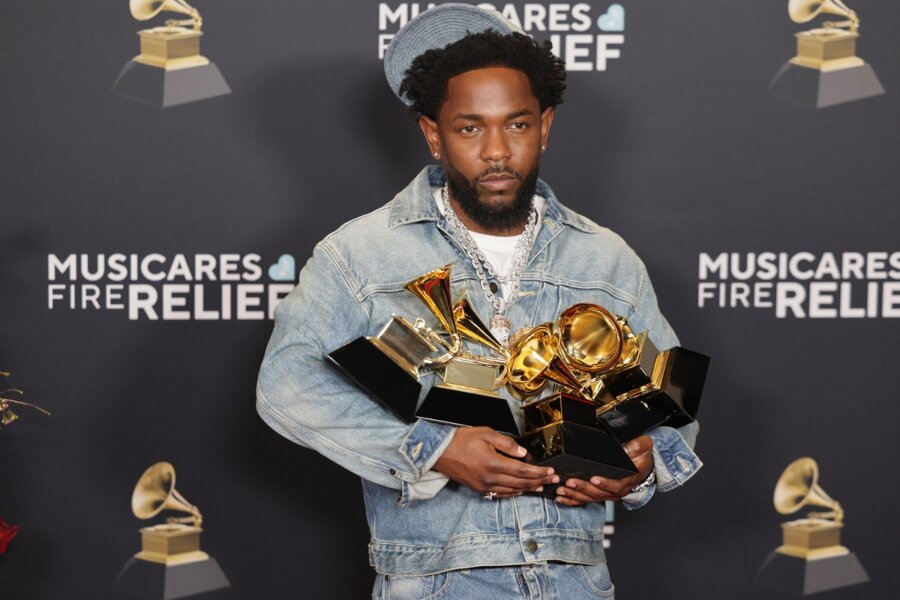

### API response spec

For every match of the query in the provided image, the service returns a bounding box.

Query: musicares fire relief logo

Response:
[378,2,627,72]
[697,251,900,318]
[47,253,297,321]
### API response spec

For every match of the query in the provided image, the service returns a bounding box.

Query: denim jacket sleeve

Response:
[620,262,704,510]
[256,241,457,503]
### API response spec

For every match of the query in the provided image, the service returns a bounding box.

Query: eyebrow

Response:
[452,109,535,122]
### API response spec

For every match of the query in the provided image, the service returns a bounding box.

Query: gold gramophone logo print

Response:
[112,1,231,107]
[769,0,884,108]
[756,457,869,595]
[114,462,230,598]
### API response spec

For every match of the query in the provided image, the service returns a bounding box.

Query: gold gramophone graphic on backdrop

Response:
[769,0,884,108]
[114,462,229,599]
[756,457,869,595]
[111,0,231,107]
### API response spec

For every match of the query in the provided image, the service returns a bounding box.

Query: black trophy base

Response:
[326,337,421,423]
[417,386,519,435]
[112,61,231,108]
[769,62,884,108]
[655,347,709,429]
[599,347,709,439]
[597,394,673,444]
[756,550,869,595]
[114,556,230,600]
[518,421,638,486]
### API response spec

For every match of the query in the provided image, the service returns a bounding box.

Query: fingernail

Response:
[566,480,577,488]
[551,476,560,484]
[590,477,601,485]
[517,446,527,457]
[535,486,543,492]
[546,468,555,476]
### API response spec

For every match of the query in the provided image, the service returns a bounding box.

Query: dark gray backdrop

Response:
[1,1,898,598]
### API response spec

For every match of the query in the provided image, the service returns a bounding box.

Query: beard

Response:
[445,161,539,233]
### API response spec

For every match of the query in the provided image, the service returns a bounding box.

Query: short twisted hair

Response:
[399,31,566,119]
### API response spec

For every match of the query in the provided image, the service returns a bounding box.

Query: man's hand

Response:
[434,427,560,498]
[555,435,654,507]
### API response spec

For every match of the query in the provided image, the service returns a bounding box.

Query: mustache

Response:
[475,164,522,181]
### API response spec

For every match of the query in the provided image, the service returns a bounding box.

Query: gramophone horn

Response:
[130,0,199,21]
[131,461,203,526]
[507,324,587,398]
[773,457,843,522]
[788,0,855,24]
[556,303,623,374]
[405,265,459,337]
[453,298,507,357]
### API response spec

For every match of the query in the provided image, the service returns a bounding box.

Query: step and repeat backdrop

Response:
[1,1,897,598]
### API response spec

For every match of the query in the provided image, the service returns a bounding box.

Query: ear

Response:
[418,116,442,158]
[539,107,555,151]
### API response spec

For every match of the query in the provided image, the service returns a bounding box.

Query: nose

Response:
[481,127,511,163]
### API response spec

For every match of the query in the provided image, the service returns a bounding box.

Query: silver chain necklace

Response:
[440,184,539,345]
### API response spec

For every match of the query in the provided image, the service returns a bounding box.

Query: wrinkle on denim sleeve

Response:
[256,242,456,493]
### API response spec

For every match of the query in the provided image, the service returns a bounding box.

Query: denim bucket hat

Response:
[384,3,524,106]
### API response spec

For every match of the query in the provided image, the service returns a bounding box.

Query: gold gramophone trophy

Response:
[328,266,522,433]
[756,457,868,594]
[510,303,708,487]
[769,0,883,107]
[414,298,519,434]
[112,0,231,107]
[114,462,229,599]
[326,265,463,422]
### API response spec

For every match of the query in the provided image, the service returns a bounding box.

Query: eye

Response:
[460,125,479,135]
[509,121,529,131]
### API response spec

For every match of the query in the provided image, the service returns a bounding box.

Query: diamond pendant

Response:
[490,314,512,346]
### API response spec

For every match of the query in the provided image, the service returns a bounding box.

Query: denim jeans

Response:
[372,563,615,599]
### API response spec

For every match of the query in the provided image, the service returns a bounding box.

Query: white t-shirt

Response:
[433,188,545,299]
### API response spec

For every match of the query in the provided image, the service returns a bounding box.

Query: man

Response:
[257,4,701,598]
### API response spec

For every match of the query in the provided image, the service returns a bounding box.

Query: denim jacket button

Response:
[390,468,397,476]
[526,540,538,553]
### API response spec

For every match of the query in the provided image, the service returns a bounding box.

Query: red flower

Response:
[0,518,20,554]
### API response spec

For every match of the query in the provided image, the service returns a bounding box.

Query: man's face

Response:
[419,67,554,234]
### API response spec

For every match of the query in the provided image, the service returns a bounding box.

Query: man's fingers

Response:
[487,472,558,491]
[489,430,528,458]
[558,479,616,503]
[481,485,524,496]
[585,475,634,497]
[554,494,586,507]
[487,452,558,482]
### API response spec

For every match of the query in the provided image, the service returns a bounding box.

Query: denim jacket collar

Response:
[388,165,603,235]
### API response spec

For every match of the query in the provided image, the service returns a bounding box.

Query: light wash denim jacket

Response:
[257,166,702,576]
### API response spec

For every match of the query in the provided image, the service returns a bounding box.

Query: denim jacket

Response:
[256,166,702,576]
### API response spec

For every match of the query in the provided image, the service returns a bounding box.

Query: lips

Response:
[477,173,518,192]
